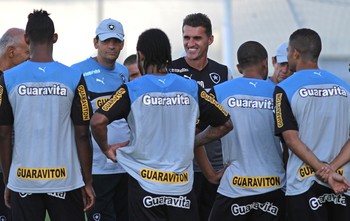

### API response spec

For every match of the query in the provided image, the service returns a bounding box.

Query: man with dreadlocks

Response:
[0,9,95,220]
[90,28,233,221]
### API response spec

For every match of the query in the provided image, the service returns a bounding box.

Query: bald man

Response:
[0,28,30,71]
[0,27,29,221]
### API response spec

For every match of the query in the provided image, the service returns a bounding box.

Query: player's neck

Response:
[296,60,319,72]
[145,65,167,76]
[30,44,54,62]
[185,56,208,71]
[0,57,10,71]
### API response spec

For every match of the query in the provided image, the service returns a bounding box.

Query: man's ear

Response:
[272,56,277,66]
[208,35,214,46]
[293,48,300,60]
[93,37,98,49]
[24,34,30,45]
[53,33,58,43]
[7,46,15,58]
[236,64,243,75]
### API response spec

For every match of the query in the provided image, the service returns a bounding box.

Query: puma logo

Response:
[38,67,46,72]
[96,78,105,84]
[249,82,257,87]
[158,79,166,84]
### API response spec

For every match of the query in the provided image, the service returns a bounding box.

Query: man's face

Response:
[95,37,124,65]
[127,63,142,81]
[182,25,213,61]
[274,62,293,83]
[12,35,29,66]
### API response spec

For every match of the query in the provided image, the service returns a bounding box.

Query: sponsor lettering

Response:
[167,68,189,73]
[309,193,347,210]
[201,91,228,116]
[143,195,191,209]
[18,84,67,96]
[47,192,66,199]
[298,165,344,179]
[275,93,283,128]
[227,98,273,109]
[231,202,278,216]
[102,88,126,111]
[232,176,281,188]
[140,168,188,184]
[299,86,347,98]
[78,85,90,121]
[17,167,66,180]
[142,94,190,106]
[96,97,109,108]
[83,69,101,77]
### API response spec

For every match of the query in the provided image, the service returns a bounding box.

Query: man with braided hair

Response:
[91,28,233,221]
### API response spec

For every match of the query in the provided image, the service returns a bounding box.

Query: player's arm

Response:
[194,88,232,183]
[0,73,14,208]
[0,74,14,186]
[329,139,350,171]
[194,87,232,147]
[274,86,324,170]
[274,86,349,193]
[90,84,131,161]
[317,139,350,186]
[71,76,95,211]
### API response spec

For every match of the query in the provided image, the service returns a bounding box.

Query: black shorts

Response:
[209,189,285,221]
[286,182,350,221]
[10,188,85,221]
[0,173,11,221]
[128,176,199,221]
[193,172,218,221]
[86,173,129,221]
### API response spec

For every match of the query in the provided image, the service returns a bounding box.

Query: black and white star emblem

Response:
[209,72,221,84]
[93,213,101,221]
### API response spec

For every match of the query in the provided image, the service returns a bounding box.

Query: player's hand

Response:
[4,186,11,208]
[103,141,129,162]
[207,163,230,185]
[327,171,350,195]
[82,184,95,212]
[316,165,331,183]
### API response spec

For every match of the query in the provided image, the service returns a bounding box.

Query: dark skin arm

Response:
[90,112,130,162]
[316,139,350,194]
[194,119,233,148]
[74,125,95,212]
[193,119,233,184]
[283,130,350,194]
[194,145,229,184]
[0,125,12,208]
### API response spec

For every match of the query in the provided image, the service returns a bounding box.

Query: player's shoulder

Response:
[114,61,128,72]
[71,57,93,69]
[171,56,185,64]
[169,57,187,68]
[207,58,228,69]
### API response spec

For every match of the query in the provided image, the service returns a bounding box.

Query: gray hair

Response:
[0,28,25,55]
